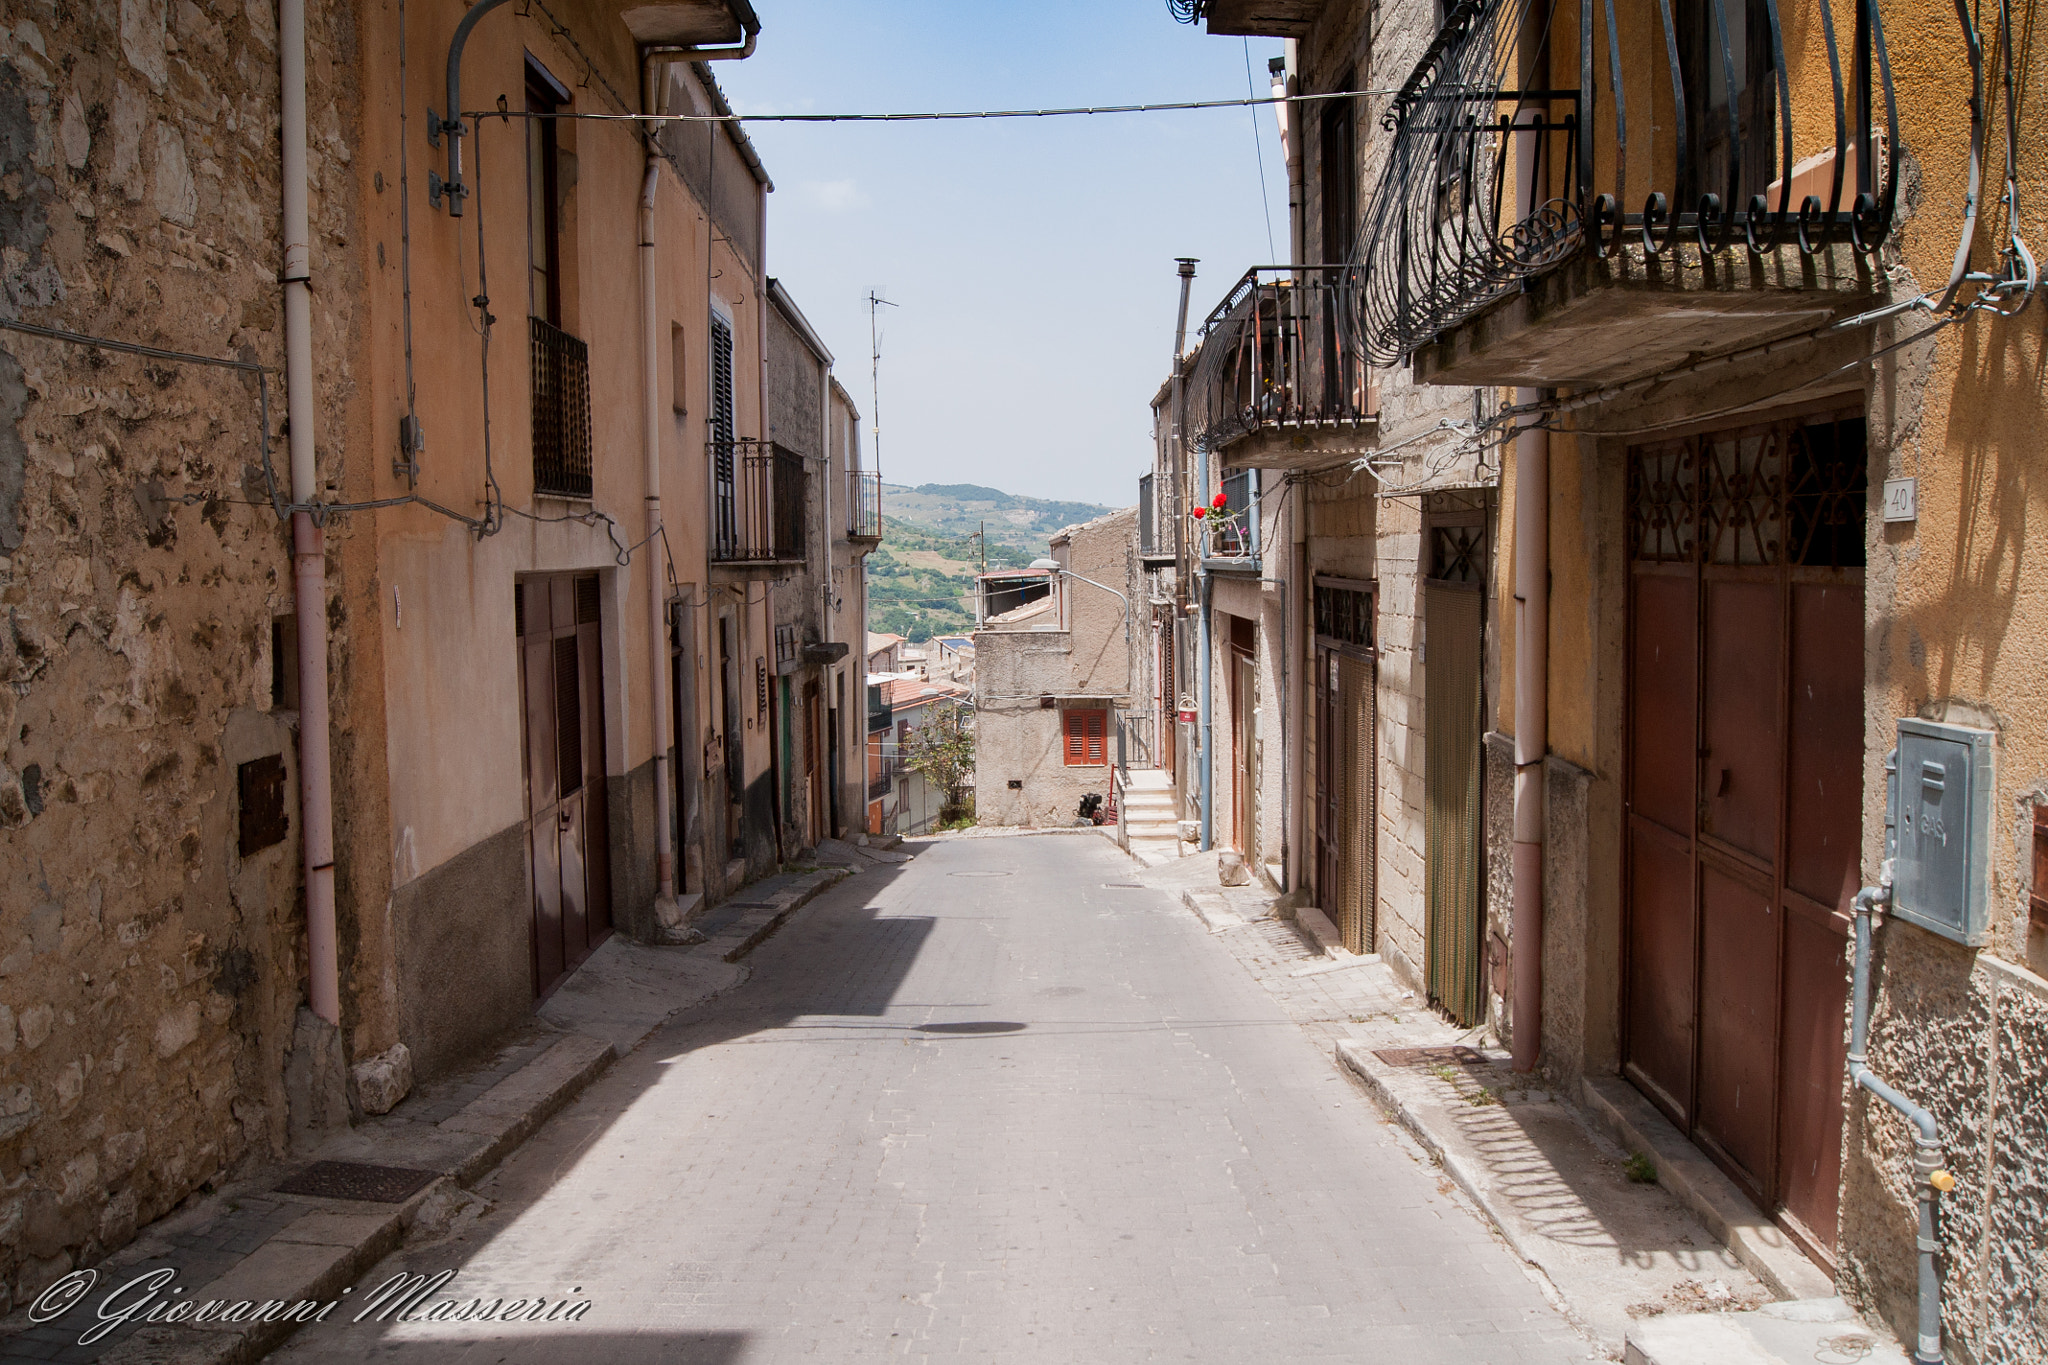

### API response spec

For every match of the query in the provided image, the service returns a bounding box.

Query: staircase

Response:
[1119,768,1184,866]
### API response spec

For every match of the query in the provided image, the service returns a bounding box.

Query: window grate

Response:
[531,317,592,498]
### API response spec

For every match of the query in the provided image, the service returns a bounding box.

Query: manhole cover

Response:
[949,870,1014,878]
[275,1161,438,1203]
[1371,1045,1490,1069]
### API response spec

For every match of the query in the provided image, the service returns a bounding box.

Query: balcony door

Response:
[1623,406,1865,1262]
[518,574,611,998]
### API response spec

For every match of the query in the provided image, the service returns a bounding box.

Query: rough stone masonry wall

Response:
[0,0,363,1308]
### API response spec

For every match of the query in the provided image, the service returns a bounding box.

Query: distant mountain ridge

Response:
[880,482,1118,552]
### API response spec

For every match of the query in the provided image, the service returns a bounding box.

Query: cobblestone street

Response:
[265,834,1590,1363]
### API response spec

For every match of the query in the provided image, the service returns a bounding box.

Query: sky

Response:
[715,2,1287,508]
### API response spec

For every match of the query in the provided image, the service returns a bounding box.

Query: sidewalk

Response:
[1130,848,1899,1364]
[0,864,862,1365]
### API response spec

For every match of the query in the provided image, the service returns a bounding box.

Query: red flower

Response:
[1191,506,1207,519]
[1211,492,1229,509]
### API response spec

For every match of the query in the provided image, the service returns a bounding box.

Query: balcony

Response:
[710,439,807,577]
[1202,469,1260,572]
[847,468,883,542]
[531,317,593,499]
[1166,0,1319,38]
[1364,0,1893,390]
[1183,267,1379,472]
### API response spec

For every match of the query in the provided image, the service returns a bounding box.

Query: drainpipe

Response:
[280,0,338,1025]
[639,62,675,908]
[1509,39,1549,1067]
[1274,45,1305,269]
[1849,875,1954,1365]
[1170,259,1197,603]
[1196,447,1214,854]
[1510,397,1546,1071]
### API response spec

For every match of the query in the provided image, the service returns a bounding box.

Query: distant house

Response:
[865,631,905,675]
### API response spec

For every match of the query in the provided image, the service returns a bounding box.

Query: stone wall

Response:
[0,0,365,1308]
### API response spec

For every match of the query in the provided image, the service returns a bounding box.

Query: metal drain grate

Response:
[274,1161,439,1203]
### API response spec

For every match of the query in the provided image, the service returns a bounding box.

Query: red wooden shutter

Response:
[1064,709,1106,766]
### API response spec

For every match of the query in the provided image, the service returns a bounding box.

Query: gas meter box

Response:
[1885,719,1995,946]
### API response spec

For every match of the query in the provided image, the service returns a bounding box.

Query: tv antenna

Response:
[868,290,897,479]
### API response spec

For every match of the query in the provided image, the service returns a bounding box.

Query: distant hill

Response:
[864,482,1121,644]
[879,483,1118,553]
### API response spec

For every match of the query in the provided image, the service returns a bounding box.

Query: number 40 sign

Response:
[1881,477,1918,524]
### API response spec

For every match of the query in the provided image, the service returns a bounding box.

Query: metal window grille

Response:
[709,439,808,562]
[848,469,882,539]
[530,316,592,498]
[1313,581,1376,651]
[1139,473,1156,554]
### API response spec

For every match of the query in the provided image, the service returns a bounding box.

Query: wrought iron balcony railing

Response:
[1183,266,1378,455]
[847,468,882,541]
[709,439,807,564]
[1354,0,1899,364]
[531,316,593,498]
[1205,468,1259,563]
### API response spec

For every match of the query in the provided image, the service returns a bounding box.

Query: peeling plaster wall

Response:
[0,0,366,1311]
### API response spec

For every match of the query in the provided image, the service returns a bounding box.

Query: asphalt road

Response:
[267,833,1589,1363]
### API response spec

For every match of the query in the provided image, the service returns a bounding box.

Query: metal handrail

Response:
[848,469,883,539]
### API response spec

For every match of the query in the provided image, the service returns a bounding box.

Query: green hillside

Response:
[863,484,1123,645]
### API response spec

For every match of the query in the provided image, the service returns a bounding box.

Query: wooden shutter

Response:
[1064,708,1106,767]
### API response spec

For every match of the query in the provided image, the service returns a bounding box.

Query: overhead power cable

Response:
[463,88,1392,126]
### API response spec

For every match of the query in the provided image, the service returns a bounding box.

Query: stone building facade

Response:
[973,507,1143,830]
[0,0,868,1309]
[1175,0,2048,1357]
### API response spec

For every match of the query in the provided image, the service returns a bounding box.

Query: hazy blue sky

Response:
[716,2,1287,507]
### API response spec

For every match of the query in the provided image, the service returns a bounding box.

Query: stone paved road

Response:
[268,834,1592,1364]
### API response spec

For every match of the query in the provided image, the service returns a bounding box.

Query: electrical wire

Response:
[1244,39,1278,262]
[461,88,1392,126]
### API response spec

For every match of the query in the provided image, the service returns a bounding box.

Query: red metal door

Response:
[1622,409,1865,1260]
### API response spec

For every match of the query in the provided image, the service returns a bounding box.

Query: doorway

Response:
[1311,577,1377,954]
[1229,617,1258,859]
[1424,493,1490,1027]
[1623,405,1866,1260]
[517,573,612,998]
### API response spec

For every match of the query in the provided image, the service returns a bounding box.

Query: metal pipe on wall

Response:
[279,0,339,1025]
[637,67,675,905]
[1508,15,1550,1068]
[1849,879,1953,1365]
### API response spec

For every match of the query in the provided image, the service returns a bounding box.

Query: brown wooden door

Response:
[1232,650,1257,856]
[1623,409,1864,1259]
[805,680,823,845]
[517,574,610,999]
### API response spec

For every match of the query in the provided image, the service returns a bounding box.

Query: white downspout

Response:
[280,0,338,1025]
[639,107,675,907]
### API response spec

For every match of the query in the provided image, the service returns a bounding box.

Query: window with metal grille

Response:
[1313,579,1375,651]
[1063,707,1108,767]
[711,311,736,554]
[1627,410,1868,569]
[1139,473,1155,554]
[531,317,592,498]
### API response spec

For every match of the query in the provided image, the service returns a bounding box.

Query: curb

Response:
[1333,1039,1555,1278]
[722,867,852,963]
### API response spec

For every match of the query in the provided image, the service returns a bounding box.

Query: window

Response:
[711,310,737,555]
[671,323,688,415]
[1063,708,1108,767]
[525,60,568,324]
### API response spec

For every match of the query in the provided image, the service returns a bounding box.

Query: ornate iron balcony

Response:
[1355,0,1899,366]
[1183,266,1379,459]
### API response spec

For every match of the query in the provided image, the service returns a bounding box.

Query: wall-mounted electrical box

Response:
[1885,719,1995,946]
